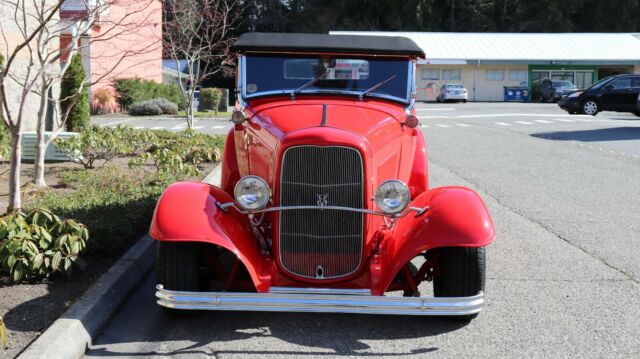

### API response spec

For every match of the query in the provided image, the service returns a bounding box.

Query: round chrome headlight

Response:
[234,176,270,210]
[375,180,410,214]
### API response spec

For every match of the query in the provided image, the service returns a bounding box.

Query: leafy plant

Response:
[0,209,89,283]
[129,98,178,116]
[128,129,223,175]
[61,53,90,131]
[199,88,222,115]
[54,126,131,169]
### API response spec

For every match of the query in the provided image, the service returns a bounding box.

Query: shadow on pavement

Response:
[531,127,640,142]
[86,275,467,357]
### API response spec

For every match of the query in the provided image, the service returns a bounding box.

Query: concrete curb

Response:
[17,163,223,359]
[17,235,156,359]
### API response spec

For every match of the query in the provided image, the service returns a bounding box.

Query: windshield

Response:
[446,84,464,89]
[244,55,410,102]
[553,81,574,87]
[588,76,613,90]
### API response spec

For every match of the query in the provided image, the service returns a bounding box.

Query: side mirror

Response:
[604,84,614,92]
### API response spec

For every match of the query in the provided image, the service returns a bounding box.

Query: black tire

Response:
[462,99,467,103]
[157,242,201,314]
[432,247,486,322]
[633,111,640,117]
[581,99,599,116]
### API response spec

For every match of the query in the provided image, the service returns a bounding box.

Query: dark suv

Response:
[558,74,640,116]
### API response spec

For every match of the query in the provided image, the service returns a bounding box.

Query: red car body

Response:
[151,33,495,318]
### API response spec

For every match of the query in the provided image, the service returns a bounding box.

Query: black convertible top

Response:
[231,32,425,57]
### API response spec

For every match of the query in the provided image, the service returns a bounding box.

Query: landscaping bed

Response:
[0,127,223,357]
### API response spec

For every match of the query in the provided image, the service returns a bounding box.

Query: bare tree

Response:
[164,0,243,128]
[0,0,161,209]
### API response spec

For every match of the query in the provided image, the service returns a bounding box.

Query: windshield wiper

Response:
[290,70,329,99]
[358,75,397,100]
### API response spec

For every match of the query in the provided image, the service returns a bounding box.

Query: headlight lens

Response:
[568,91,582,98]
[234,176,270,210]
[375,180,410,214]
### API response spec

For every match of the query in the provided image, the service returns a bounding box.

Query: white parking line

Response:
[211,125,227,129]
[436,124,451,128]
[133,126,144,129]
[99,118,133,127]
[515,121,533,125]
[534,120,553,123]
[455,123,471,127]
[193,126,204,130]
[553,119,575,122]
[150,126,164,130]
[416,108,455,111]
[420,124,429,128]
[171,123,188,130]
[495,122,511,126]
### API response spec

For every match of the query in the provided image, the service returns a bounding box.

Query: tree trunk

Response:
[186,92,194,129]
[34,83,49,187]
[8,130,23,212]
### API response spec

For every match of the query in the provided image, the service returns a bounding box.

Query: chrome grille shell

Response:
[278,146,364,279]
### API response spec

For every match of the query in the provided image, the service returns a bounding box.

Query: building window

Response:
[509,70,527,82]
[486,69,504,81]
[421,68,440,80]
[442,69,461,80]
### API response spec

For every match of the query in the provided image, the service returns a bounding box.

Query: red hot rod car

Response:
[151,33,495,320]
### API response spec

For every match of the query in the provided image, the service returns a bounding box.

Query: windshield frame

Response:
[238,54,415,104]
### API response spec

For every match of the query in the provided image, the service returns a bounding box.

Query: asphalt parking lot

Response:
[87,102,640,358]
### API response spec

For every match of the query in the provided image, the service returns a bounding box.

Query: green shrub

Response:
[29,167,180,254]
[199,88,222,114]
[129,98,178,116]
[54,126,131,169]
[61,54,90,132]
[0,209,89,283]
[113,78,184,110]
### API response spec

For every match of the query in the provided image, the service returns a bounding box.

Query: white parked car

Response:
[437,84,468,103]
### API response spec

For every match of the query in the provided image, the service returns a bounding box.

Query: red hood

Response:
[248,98,408,145]
[246,98,416,186]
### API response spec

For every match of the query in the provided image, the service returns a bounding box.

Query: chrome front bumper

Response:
[156,285,484,316]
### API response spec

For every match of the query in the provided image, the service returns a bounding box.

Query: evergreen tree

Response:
[60,53,90,132]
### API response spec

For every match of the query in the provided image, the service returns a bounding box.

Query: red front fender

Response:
[149,182,271,292]
[378,186,495,292]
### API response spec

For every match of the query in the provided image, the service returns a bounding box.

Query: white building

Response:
[331,32,640,102]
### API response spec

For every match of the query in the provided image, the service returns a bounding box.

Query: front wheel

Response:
[432,247,485,321]
[157,242,201,314]
[582,100,599,116]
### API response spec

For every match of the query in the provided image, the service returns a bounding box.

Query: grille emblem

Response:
[316,193,328,207]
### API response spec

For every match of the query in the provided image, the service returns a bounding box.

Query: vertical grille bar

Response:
[279,146,364,279]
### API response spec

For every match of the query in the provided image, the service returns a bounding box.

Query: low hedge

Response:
[28,167,183,254]
[129,98,179,116]
[113,78,184,110]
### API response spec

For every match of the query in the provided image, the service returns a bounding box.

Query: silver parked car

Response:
[437,84,468,103]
